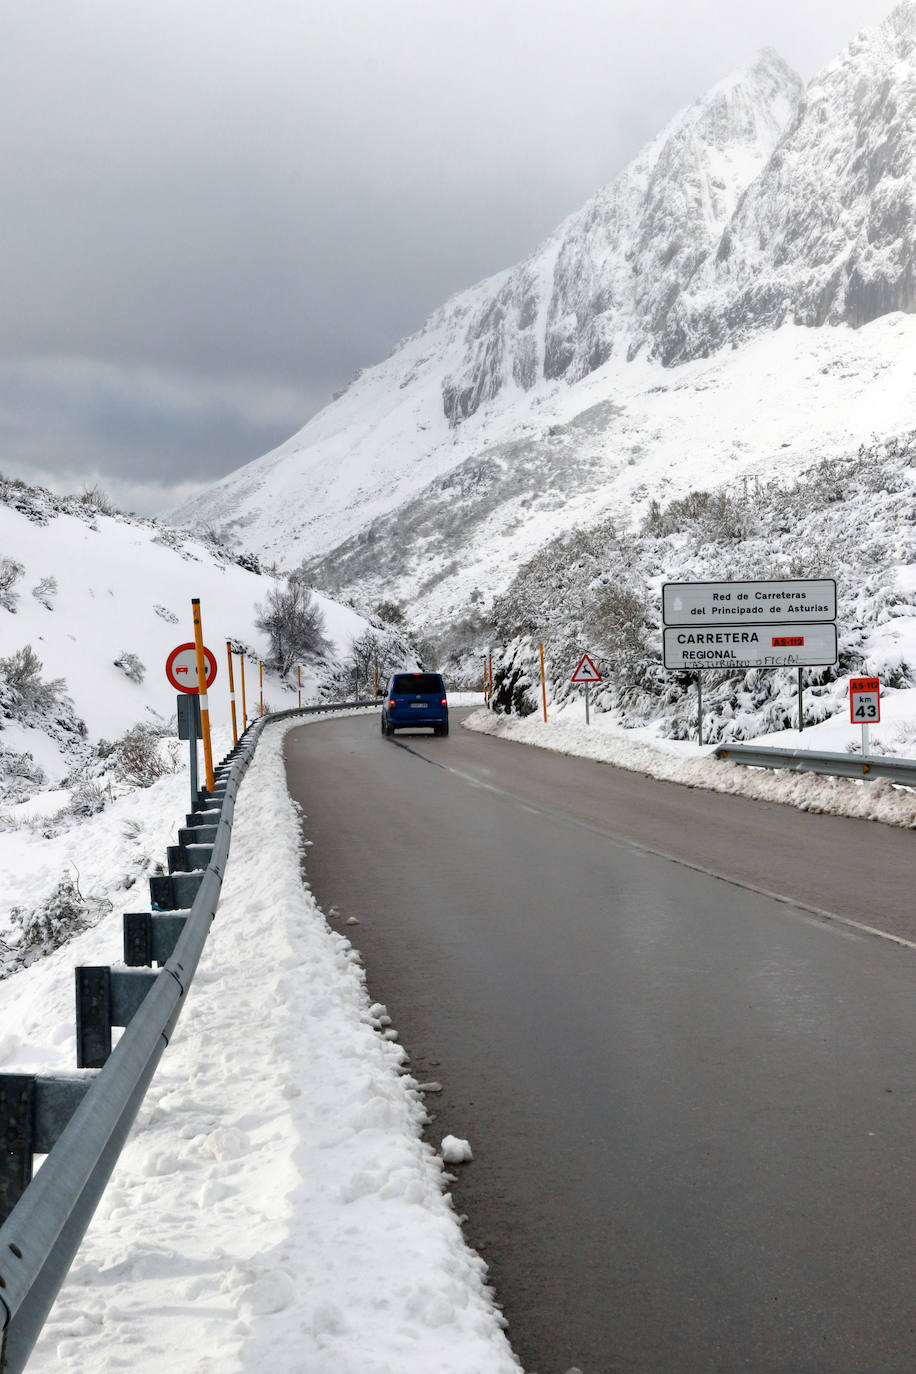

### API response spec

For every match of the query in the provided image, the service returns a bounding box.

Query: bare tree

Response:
[256,581,329,676]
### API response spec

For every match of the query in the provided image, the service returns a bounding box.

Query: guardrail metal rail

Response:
[0,699,370,1372]
[715,742,916,788]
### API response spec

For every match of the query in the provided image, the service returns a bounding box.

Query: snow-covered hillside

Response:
[0,479,379,798]
[167,5,915,619]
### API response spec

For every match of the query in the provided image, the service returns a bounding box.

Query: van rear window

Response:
[392,674,444,696]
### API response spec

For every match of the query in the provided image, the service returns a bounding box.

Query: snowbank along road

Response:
[286,708,916,1374]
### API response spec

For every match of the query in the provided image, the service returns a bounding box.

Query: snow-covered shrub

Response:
[31,575,57,609]
[0,645,65,716]
[0,745,45,805]
[492,638,538,717]
[78,482,116,516]
[1,871,109,975]
[373,599,406,626]
[0,558,24,612]
[113,651,146,684]
[153,603,179,624]
[68,780,107,817]
[114,724,173,787]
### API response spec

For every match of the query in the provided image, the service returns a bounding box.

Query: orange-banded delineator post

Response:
[191,599,215,794]
[259,661,264,717]
[539,641,548,722]
[226,642,238,745]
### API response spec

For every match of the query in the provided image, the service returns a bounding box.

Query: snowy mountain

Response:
[167,5,916,639]
[662,1,916,361]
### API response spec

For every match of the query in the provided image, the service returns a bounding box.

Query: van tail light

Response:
[441,699,447,706]
[389,699,396,709]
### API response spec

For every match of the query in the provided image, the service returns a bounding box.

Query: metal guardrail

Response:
[0,699,371,1372]
[714,742,916,788]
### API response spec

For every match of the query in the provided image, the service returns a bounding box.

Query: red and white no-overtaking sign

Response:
[166,642,217,694]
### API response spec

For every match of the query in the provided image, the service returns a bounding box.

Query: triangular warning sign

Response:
[571,653,602,684]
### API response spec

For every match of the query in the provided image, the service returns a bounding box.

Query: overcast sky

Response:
[0,0,899,514]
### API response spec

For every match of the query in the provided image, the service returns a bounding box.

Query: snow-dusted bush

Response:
[153,603,179,624]
[0,745,45,805]
[0,645,66,716]
[78,482,116,516]
[31,575,57,609]
[113,651,146,684]
[68,780,107,817]
[1,871,109,975]
[0,558,24,612]
[373,599,405,626]
[114,724,173,787]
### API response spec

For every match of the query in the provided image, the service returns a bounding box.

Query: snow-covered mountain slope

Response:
[0,481,372,792]
[168,6,916,621]
[303,314,916,629]
[165,48,802,561]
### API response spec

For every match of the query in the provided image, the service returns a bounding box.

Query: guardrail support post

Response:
[0,1077,35,1218]
[76,968,111,1069]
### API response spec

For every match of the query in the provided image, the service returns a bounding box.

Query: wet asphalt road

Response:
[284,710,915,1374]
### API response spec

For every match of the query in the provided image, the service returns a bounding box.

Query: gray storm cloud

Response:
[0,0,897,511]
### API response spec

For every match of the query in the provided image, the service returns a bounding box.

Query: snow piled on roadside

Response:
[18,714,520,1374]
[463,710,916,830]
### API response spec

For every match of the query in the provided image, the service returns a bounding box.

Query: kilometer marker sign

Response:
[849,677,880,723]
[571,653,602,684]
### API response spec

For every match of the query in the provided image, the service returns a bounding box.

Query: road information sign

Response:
[166,642,217,693]
[662,579,837,626]
[849,677,880,723]
[571,653,602,684]
[663,622,838,671]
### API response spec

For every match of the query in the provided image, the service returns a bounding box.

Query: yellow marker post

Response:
[227,642,238,745]
[259,661,264,717]
[298,665,301,709]
[488,653,493,708]
[539,642,548,723]
[191,599,215,795]
[483,656,489,706]
[240,657,248,730]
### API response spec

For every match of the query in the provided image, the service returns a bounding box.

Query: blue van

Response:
[381,672,448,736]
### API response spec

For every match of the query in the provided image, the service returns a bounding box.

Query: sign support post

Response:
[584,681,590,725]
[697,672,703,746]
[797,666,804,732]
[188,706,198,805]
[259,661,264,717]
[191,599,215,796]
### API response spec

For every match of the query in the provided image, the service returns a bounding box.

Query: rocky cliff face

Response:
[442,49,802,423]
[661,0,916,362]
